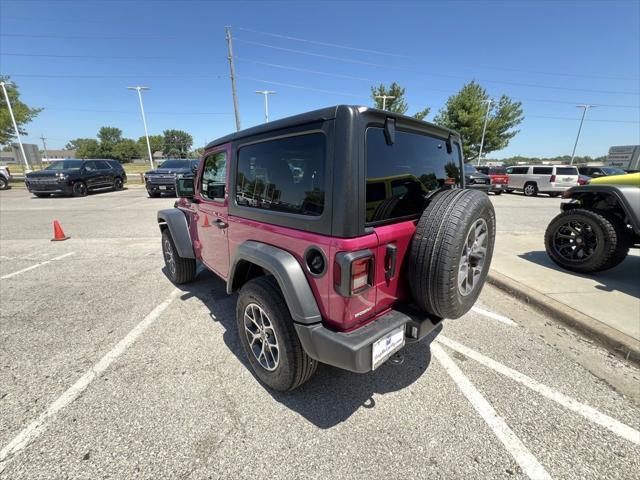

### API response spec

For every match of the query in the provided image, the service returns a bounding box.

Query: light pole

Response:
[570,104,595,165]
[127,86,154,169]
[1,81,31,172]
[374,95,396,111]
[255,90,276,123]
[477,98,494,166]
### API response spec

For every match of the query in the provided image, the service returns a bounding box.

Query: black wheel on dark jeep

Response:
[544,208,629,273]
[523,182,538,197]
[161,230,196,283]
[72,181,88,197]
[236,276,317,391]
[407,189,496,319]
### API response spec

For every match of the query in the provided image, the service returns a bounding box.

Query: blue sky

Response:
[1,0,638,157]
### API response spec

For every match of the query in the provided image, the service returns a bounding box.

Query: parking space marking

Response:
[0,288,181,473]
[0,252,75,280]
[471,306,516,325]
[433,344,552,480]
[437,335,640,445]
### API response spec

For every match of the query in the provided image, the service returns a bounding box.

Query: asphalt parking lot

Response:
[1,187,639,479]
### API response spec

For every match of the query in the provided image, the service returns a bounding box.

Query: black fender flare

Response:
[157,209,195,259]
[228,241,322,325]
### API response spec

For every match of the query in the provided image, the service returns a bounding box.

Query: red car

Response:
[476,166,509,195]
[158,106,495,391]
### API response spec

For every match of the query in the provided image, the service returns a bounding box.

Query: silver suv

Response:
[506,165,579,197]
[0,165,11,190]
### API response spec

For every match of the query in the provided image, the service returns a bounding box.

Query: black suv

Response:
[464,163,491,192]
[144,159,199,197]
[26,159,127,197]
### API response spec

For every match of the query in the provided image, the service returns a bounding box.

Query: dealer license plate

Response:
[159,186,167,190]
[372,327,405,370]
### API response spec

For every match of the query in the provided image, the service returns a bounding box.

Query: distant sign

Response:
[12,143,42,167]
[606,145,640,170]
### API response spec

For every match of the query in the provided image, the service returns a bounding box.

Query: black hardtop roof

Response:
[205,105,460,150]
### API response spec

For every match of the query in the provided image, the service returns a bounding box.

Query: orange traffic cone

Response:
[51,220,70,241]
[202,215,211,228]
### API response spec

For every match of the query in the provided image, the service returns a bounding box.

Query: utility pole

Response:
[255,90,276,123]
[127,86,155,169]
[477,98,494,166]
[374,95,396,111]
[570,104,595,165]
[40,134,49,161]
[0,81,31,172]
[225,26,241,131]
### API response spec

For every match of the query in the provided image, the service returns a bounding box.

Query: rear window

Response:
[236,133,325,216]
[555,167,578,175]
[533,167,553,175]
[366,127,461,224]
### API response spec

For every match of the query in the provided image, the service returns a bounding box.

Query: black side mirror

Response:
[175,176,195,198]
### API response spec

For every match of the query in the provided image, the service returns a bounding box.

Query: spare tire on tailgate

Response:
[408,189,495,319]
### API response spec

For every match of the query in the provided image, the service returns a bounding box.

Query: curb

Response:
[487,270,640,364]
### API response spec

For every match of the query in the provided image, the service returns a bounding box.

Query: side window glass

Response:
[96,160,111,170]
[201,152,227,201]
[84,161,97,172]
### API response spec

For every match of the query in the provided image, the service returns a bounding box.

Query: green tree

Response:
[370,82,430,120]
[65,138,93,151]
[97,126,123,158]
[75,139,101,159]
[189,147,204,159]
[433,81,523,161]
[137,135,164,159]
[112,139,139,163]
[163,129,193,158]
[0,76,42,145]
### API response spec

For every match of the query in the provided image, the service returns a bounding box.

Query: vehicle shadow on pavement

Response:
[519,250,640,298]
[171,268,440,429]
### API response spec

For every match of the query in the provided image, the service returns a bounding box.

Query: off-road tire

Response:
[544,208,629,273]
[236,276,317,392]
[371,196,401,222]
[0,177,7,190]
[408,189,496,319]
[161,230,196,284]
[523,182,538,197]
[72,181,88,197]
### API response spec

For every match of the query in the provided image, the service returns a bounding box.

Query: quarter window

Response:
[235,133,325,216]
[96,160,112,170]
[201,152,227,201]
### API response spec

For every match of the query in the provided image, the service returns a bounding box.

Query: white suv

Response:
[0,165,11,190]
[505,165,579,197]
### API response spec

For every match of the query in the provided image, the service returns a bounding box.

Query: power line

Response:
[2,72,225,79]
[237,57,640,109]
[0,32,177,40]
[235,26,639,82]
[235,26,411,58]
[526,114,638,124]
[236,75,364,98]
[0,52,178,60]
[234,37,640,96]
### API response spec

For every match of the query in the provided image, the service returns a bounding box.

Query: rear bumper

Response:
[541,184,575,193]
[467,183,491,193]
[295,307,441,373]
[490,183,507,192]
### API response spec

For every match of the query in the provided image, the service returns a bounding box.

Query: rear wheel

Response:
[236,276,317,391]
[72,181,88,197]
[523,182,538,197]
[407,189,496,319]
[0,177,7,190]
[545,209,629,273]
[161,230,196,284]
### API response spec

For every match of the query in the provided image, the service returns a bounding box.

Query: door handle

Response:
[385,244,397,281]
[214,219,228,229]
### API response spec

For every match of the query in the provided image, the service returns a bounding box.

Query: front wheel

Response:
[161,230,196,283]
[236,276,317,391]
[72,181,88,197]
[523,183,538,197]
[544,209,629,273]
[113,177,124,190]
[0,177,7,190]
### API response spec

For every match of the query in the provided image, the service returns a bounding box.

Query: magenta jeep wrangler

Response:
[158,105,495,391]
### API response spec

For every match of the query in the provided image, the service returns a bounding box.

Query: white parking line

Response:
[437,335,640,445]
[471,306,516,326]
[0,288,181,473]
[0,252,76,280]
[432,344,552,479]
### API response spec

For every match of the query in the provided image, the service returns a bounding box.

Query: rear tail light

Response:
[550,174,556,183]
[334,250,374,297]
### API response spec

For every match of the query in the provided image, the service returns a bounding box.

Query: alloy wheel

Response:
[552,220,597,261]
[163,238,176,276]
[243,303,280,371]
[458,218,488,296]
